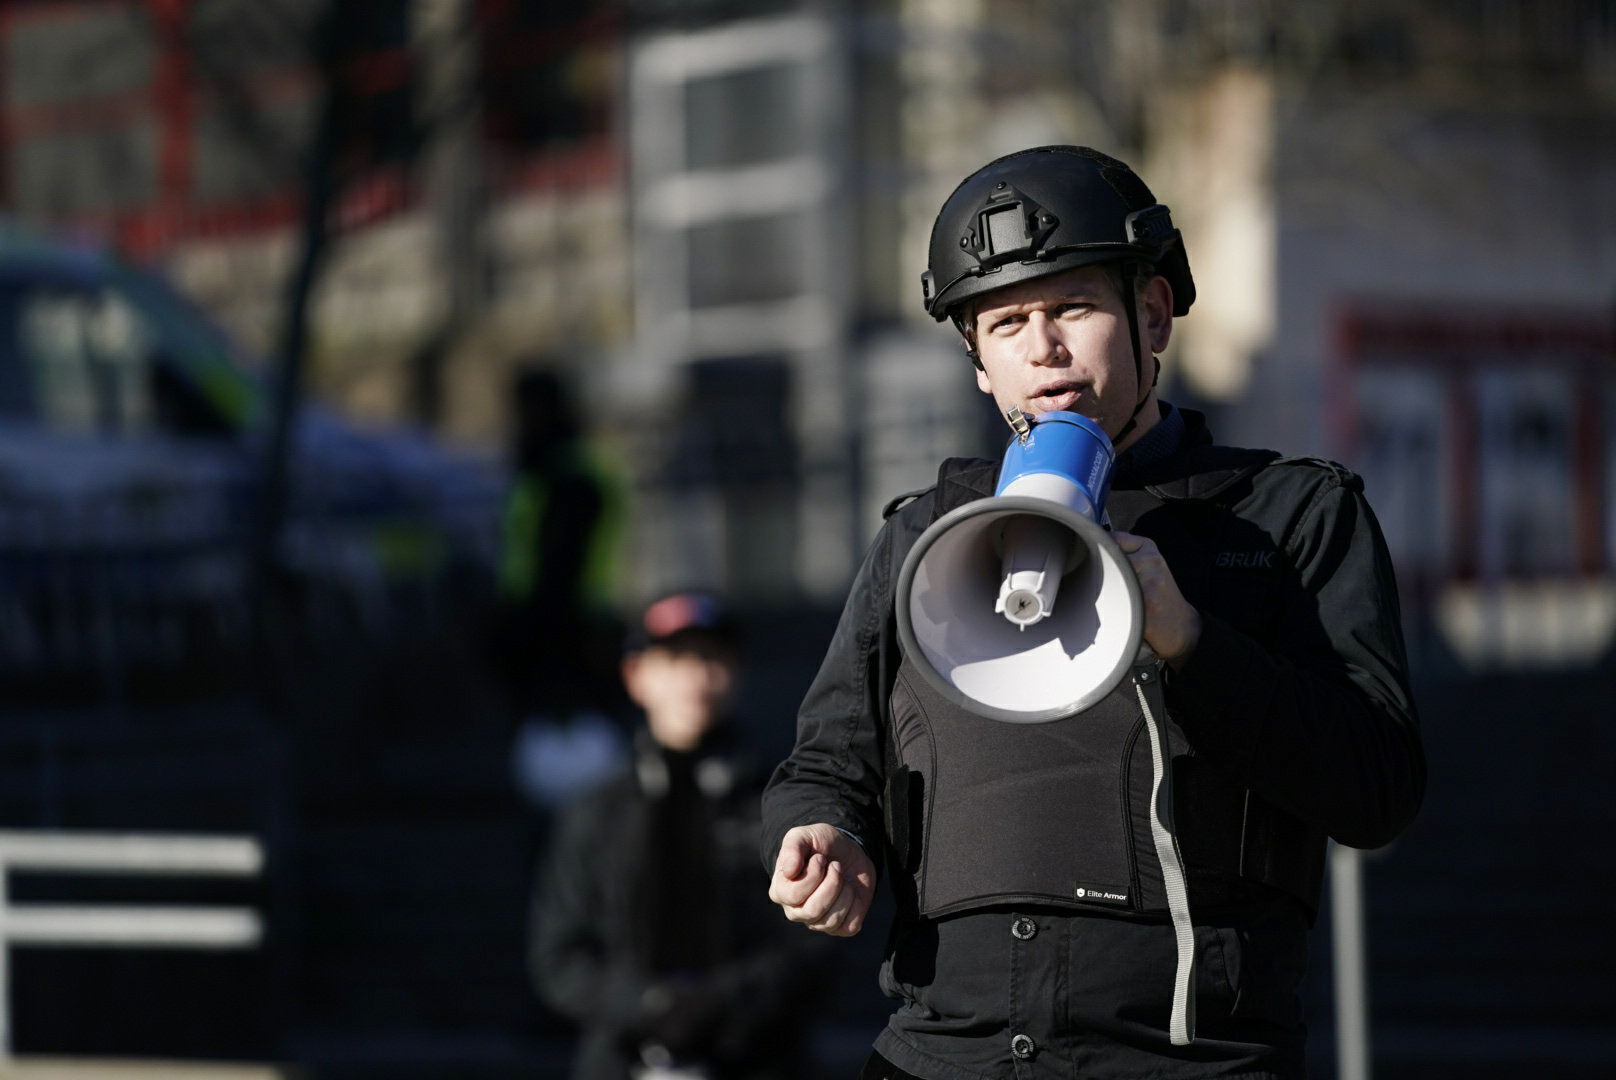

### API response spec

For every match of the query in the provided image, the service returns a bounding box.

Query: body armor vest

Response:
[888,656,1174,918]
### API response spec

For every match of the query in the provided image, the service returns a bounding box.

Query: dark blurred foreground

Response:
[4,559,1616,1080]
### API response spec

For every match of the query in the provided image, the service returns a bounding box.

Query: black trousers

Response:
[858,1050,923,1080]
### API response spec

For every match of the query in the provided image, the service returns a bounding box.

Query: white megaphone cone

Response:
[895,409,1143,723]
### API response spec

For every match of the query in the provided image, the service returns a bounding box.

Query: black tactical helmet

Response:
[921,145,1195,324]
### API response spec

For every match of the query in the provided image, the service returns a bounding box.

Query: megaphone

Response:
[895,409,1143,723]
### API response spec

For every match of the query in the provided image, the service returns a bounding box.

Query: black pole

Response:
[250,3,346,685]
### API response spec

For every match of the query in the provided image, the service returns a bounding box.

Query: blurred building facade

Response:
[5,0,1615,623]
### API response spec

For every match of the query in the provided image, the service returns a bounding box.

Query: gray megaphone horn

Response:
[895,408,1144,723]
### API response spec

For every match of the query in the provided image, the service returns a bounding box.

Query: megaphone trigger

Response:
[994,514,1073,629]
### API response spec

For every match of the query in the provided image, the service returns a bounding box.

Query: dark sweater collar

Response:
[1111,402,1222,491]
[1116,400,1186,472]
[1112,404,1282,500]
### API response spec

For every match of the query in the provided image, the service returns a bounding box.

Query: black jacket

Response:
[761,409,1425,1079]
[534,728,825,1080]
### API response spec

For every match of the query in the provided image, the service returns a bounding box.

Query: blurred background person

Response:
[530,591,826,1080]
[500,364,632,812]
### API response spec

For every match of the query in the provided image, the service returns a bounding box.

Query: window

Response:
[14,284,156,434]
[1337,303,1613,583]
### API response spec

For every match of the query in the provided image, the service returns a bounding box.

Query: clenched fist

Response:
[768,823,877,937]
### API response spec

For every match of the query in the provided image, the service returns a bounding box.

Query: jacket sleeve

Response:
[533,772,830,1061]
[529,789,656,1035]
[701,927,833,1058]
[1166,469,1426,849]
[760,515,903,873]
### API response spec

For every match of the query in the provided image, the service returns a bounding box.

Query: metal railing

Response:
[0,831,265,1058]
[1331,843,1371,1080]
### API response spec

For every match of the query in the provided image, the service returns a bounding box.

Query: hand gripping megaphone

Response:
[895,409,1144,723]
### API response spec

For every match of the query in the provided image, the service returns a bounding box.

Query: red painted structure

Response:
[0,0,621,259]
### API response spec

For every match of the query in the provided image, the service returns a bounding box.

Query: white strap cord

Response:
[1136,666,1197,1045]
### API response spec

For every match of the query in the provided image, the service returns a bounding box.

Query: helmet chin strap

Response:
[951,312,984,370]
[1110,262,1157,447]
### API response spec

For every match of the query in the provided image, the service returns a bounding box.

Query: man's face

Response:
[969,265,1172,449]
[622,642,738,752]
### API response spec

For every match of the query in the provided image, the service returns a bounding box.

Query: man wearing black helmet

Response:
[762,146,1425,1079]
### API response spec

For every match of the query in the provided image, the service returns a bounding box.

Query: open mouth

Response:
[1031,381,1085,411]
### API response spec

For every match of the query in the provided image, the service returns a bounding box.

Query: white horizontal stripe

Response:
[0,832,262,876]
[1,905,261,948]
[639,159,830,228]
[634,14,830,82]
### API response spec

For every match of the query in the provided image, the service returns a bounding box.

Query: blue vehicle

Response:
[0,223,506,703]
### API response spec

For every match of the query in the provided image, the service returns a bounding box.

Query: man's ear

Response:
[1143,275,1174,354]
[953,310,986,371]
[975,363,994,395]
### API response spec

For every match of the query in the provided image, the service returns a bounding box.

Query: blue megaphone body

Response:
[990,410,1117,629]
